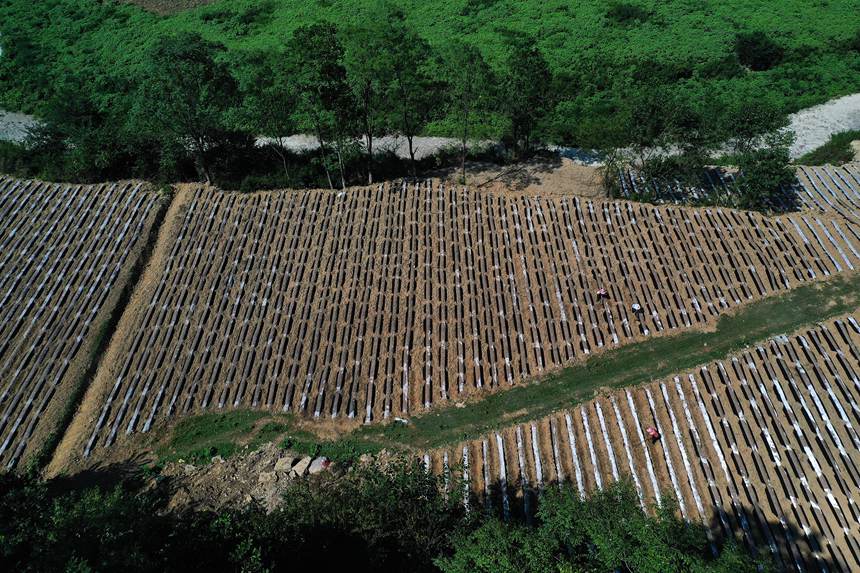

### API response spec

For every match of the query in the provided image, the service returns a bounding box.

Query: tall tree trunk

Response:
[315,126,334,190]
[336,141,346,190]
[367,131,373,185]
[193,139,212,184]
[460,104,469,184]
[407,134,416,178]
[274,138,290,180]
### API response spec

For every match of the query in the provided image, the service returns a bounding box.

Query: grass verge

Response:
[796,130,860,165]
[158,273,860,462]
[355,273,860,451]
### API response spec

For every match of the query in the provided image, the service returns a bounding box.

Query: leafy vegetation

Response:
[0,0,856,192]
[439,480,763,573]
[797,130,860,165]
[0,463,762,572]
[156,410,273,463]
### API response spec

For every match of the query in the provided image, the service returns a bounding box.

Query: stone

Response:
[258,471,277,484]
[308,457,330,475]
[211,455,224,464]
[292,456,312,477]
[274,455,295,473]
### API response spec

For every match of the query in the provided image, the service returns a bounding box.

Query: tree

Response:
[385,10,440,176]
[735,31,784,71]
[342,17,394,184]
[438,480,764,573]
[132,33,241,184]
[439,41,494,183]
[287,23,356,189]
[734,131,796,211]
[499,35,553,156]
[233,50,297,180]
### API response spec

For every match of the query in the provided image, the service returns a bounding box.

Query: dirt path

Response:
[789,93,860,158]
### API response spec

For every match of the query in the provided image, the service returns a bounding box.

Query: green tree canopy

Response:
[131,32,241,183]
[498,34,553,156]
[286,22,355,189]
[437,41,495,183]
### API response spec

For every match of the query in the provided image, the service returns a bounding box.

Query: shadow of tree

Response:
[480,474,845,572]
[621,168,802,213]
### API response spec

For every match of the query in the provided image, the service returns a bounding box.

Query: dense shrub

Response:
[606,2,651,25]
[0,466,764,573]
[735,31,784,71]
[796,130,860,165]
[437,480,763,573]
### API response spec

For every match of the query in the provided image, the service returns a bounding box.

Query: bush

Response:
[850,28,860,52]
[735,31,784,71]
[606,2,651,25]
[437,479,763,573]
[735,131,797,210]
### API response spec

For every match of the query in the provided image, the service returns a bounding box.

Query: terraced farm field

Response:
[0,176,162,469]
[62,180,860,464]
[620,164,860,225]
[425,315,860,572]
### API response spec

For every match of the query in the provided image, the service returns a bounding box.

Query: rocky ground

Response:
[159,443,336,513]
[788,93,860,158]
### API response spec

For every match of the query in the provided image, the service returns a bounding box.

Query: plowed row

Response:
[76,180,860,459]
[0,176,160,469]
[426,315,860,572]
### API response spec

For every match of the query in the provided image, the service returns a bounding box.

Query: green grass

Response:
[159,273,860,462]
[157,410,273,463]
[354,273,860,451]
[2,0,859,145]
[157,411,383,464]
[796,130,860,166]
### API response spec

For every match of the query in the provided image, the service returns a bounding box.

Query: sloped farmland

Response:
[620,164,860,225]
[0,176,163,469]
[65,180,860,464]
[426,314,860,572]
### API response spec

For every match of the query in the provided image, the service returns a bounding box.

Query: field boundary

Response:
[24,187,171,472]
[353,271,860,451]
[45,185,195,477]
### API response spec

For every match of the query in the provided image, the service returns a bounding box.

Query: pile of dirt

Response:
[122,0,215,15]
[160,443,334,513]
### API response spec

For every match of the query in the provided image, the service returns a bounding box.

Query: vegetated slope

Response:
[0,176,162,470]
[426,314,860,572]
[2,0,859,145]
[62,176,860,468]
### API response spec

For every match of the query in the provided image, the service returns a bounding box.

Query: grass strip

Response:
[355,273,860,451]
[159,273,860,461]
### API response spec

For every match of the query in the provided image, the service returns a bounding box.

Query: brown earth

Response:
[0,178,164,470]
[52,174,860,474]
[159,442,337,513]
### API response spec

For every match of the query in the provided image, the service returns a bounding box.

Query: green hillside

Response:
[2,0,859,146]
